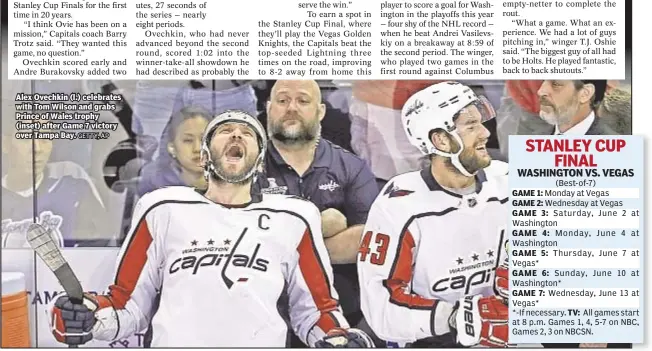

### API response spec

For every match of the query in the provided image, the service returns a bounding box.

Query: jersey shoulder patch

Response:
[380,171,423,199]
[382,182,415,198]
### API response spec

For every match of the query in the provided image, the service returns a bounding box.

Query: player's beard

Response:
[210,147,258,185]
[539,94,579,127]
[456,142,491,175]
[269,112,320,145]
[441,134,491,175]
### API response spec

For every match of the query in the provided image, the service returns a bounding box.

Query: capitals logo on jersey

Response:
[168,227,270,289]
[432,248,498,295]
[431,230,508,296]
[383,182,414,198]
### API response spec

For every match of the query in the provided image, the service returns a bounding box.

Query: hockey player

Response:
[47,110,373,348]
[357,82,509,348]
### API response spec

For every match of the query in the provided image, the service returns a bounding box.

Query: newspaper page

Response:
[1,0,644,348]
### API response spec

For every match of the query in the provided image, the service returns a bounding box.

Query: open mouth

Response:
[225,144,244,162]
[475,144,488,153]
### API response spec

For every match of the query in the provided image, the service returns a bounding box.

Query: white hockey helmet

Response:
[401,81,496,177]
[201,110,267,183]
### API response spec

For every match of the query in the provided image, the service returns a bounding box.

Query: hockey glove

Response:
[47,293,99,346]
[315,328,375,348]
[449,295,509,347]
[494,263,509,302]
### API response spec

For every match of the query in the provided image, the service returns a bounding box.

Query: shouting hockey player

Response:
[357,82,509,348]
[47,110,373,348]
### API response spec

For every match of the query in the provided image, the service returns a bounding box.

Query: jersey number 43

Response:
[358,231,390,266]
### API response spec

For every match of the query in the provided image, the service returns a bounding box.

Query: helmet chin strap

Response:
[238,153,265,183]
[431,131,477,178]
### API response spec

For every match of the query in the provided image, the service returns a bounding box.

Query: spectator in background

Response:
[538,80,614,136]
[255,79,381,347]
[1,118,110,248]
[138,106,211,196]
[254,80,354,152]
[496,80,624,159]
[597,86,632,135]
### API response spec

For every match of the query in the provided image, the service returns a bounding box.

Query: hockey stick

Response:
[25,223,83,348]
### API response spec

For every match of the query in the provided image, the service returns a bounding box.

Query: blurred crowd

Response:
[1,78,632,249]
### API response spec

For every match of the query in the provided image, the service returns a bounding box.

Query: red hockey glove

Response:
[450,295,509,347]
[494,263,509,302]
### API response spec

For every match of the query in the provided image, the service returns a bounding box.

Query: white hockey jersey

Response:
[95,186,348,347]
[357,163,509,345]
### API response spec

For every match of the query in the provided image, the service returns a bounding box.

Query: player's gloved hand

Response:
[47,293,99,346]
[449,295,509,347]
[494,263,509,302]
[314,328,375,348]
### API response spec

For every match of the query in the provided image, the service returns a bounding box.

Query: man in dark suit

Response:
[538,80,618,136]
[537,80,629,348]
